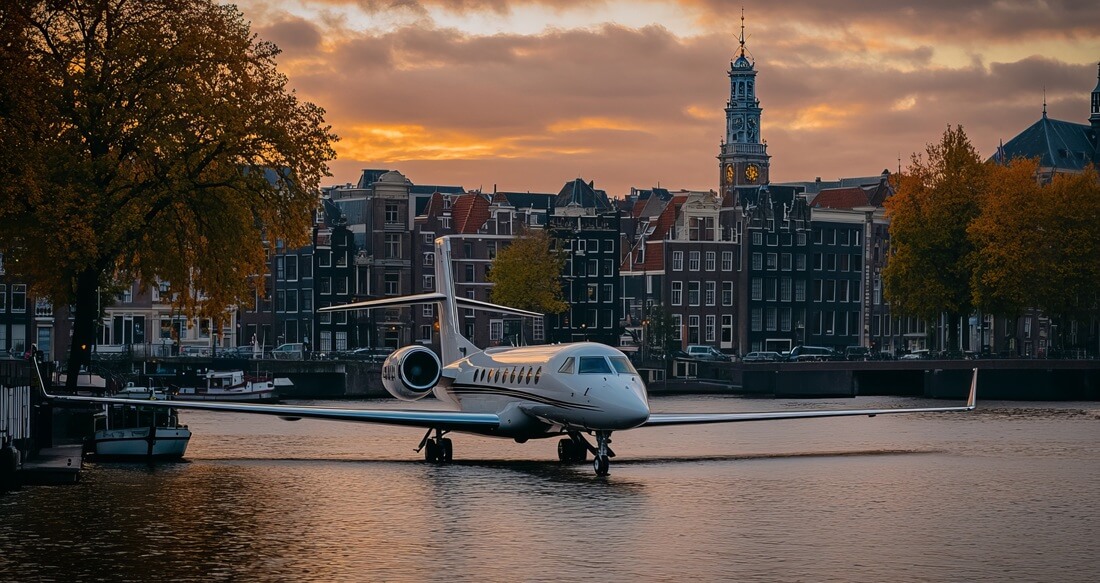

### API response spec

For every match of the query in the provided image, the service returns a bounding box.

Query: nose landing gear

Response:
[593,430,612,476]
[557,433,588,463]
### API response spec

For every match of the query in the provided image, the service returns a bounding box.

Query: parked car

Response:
[270,342,306,360]
[743,351,782,362]
[899,349,930,360]
[179,345,211,357]
[788,345,839,362]
[685,345,731,361]
[844,346,870,361]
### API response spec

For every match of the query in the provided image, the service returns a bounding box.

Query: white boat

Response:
[86,388,191,461]
[174,370,283,402]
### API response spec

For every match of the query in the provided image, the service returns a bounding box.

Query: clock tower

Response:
[718,10,770,192]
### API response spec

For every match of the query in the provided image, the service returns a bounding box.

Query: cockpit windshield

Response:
[577,356,613,374]
[608,356,637,375]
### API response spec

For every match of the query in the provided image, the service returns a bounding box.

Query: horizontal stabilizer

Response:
[455,297,543,318]
[318,293,446,312]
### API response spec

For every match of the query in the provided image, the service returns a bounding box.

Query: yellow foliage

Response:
[487,229,568,314]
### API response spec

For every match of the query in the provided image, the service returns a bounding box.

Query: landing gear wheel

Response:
[440,438,453,462]
[557,439,571,462]
[594,454,610,476]
[424,440,440,462]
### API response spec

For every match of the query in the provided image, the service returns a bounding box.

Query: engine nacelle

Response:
[381,345,442,401]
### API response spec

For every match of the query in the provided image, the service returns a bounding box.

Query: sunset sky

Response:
[236,0,1100,196]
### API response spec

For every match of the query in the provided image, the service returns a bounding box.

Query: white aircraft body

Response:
[40,236,977,476]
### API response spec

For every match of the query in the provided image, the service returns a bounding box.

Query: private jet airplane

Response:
[38,236,977,476]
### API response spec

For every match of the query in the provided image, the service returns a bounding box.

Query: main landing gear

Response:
[558,431,614,476]
[417,428,452,463]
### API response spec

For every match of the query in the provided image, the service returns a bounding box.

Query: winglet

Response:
[966,368,978,410]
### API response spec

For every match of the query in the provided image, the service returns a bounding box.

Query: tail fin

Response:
[434,236,481,364]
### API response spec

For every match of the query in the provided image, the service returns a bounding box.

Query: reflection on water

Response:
[1,396,1097,582]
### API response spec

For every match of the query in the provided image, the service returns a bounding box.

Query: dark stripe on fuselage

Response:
[448,383,600,411]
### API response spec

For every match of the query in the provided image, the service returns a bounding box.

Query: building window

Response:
[672,314,683,341]
[766,253,777,270]
[705,252,716,271]
[722,251,733,271]
[752,231,763,245]
[384,273,400,296]
[751,308,762,332]
[780,253,792,271]
[587,284,598,302]
[487,242,497,259]
[335,250,348,267]
[688,315,700,344]
[722,282,733,306]
[420,325,432,341]
[385,202,399,224]
[766,278,777,301]
[276,256,286,280]
[335,331,348,351]
[752,253,762,270]
[603,259,614,277]
[766,307,777,331]
[320,277,331,295]
[780,278,792,302]
[465,264,475,282]
[689,251,700,271]
[722,315,733,345]
[423,304,434,317]
[795,280,806,302]
[751,278,762,301]
[688,282,700,306]
[423,252,434,266]
[780,308,792,332]
[385,234,401,259]
[705,315,716,342]
[671,281,683,306]
[705,281,716,306]
[796,254,807,271]
[603,284,613,302]
[672,251,683,271]
[423,275,434,290]
[533,317,544,342]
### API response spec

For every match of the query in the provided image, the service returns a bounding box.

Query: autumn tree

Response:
[1031,167,1100,323]
[968,158,1044,317]
[0,0,336,388]
[487,228,568,316]
[883,125,985,350]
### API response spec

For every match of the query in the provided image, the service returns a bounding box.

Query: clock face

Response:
[724,164,734,184]
[745,164,759,183]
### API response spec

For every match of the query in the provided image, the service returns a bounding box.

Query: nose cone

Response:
[612,383,650,429]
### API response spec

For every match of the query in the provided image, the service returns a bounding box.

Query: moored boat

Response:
[174,370,283,403]
[85,388,191,461]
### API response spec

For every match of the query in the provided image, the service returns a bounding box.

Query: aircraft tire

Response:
[440,438,453,462]
[424,440,440,462]
[594,454,609,476]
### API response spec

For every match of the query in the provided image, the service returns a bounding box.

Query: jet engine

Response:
[381,345,442,401]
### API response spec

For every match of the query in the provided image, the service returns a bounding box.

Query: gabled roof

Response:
[810,187,870,210]
[555,178,612,210]
[451,193,491,234]
[992,115,1098,171]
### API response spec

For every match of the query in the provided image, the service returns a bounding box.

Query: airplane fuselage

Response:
[432,342,650,440]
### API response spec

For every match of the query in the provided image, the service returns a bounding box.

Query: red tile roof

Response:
[452,193,491,234]
[811,187,870,210]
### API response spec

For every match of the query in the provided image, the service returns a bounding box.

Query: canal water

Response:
[1,395,1097,582]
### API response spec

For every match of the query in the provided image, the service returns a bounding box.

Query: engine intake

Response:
[381,345,442,401]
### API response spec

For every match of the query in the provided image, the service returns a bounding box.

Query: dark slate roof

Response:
[775,175,885,196]
[991,115,1098,171]
[411,185,465,195]
[356,169,391,189]
[555,178,612,210]
[498,192,556,211]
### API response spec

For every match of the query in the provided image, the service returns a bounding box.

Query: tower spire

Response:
[1042,86,1047,118]
[739,7,746,59]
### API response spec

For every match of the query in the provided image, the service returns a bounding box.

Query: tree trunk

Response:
[64,268,101,391]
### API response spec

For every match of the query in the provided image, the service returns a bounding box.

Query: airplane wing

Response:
[48,394,499,431]
[643,369,977,427]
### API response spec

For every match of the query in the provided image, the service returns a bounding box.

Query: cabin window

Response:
[578,356,613,374]
[510,368,517,383]
[494,369,501,383]
[609,356,638,375]
[534,367,542,383]
[525,368,533,384]
[558,358,575,374]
